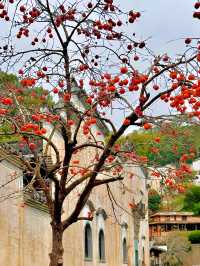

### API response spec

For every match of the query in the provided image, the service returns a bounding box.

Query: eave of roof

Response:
[0,147,24,169]
[150,211,194,217]
[149,221,200,225]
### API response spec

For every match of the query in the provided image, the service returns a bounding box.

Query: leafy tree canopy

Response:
[182,185,200,215]
[188,230,200,244]
[118,124,200,167]
[148,189,161,213]
[0,72,53,143]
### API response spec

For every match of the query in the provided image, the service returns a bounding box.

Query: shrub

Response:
[183,185,200,215]
[148,189,161,213]
[188,231,200,244]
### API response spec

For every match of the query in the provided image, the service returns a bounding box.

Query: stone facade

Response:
[183,244,200,266]
[0,99,149,266]
[0,155,149,266]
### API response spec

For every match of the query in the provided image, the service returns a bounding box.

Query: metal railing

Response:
[24,188,47,205]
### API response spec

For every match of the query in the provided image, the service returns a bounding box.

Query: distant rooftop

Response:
[150,212,194,217]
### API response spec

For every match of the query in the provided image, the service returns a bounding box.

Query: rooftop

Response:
[150,212,194,217]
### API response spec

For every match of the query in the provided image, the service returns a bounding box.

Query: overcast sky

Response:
[120,0,198,54]
[1,0,198,132]
[112,0,199,132]
[1,0,197,71]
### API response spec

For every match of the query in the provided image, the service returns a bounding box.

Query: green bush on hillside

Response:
[183,186,200,215]
[188,231,200,244]
[148,189,161,213]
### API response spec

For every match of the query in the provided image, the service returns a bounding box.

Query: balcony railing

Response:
[24,188,47,204]
[23,188,49,212]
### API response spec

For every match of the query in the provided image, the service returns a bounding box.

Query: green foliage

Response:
[118,124,200,167]
[188,231,200,244]
[182,185,200,215]
[161,194,185,212]
[0,71,53,108]
[0,117,20,143]
[0,72,53,144]
[0,71,19,87]
[0,135,20,143]
[161,232,191,266]
[22,86,53,108]
[148,189,161,212]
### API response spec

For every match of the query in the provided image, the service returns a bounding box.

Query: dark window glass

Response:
[99,229,105,262]
[135,240,139,266]
[135,250,139,266]
[123,238,128,264]
[182,216,187,221]
[84,223,92,260]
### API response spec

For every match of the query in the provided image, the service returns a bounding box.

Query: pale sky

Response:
[120,0,198,55]
[0,0,198,131]
[113,0,199,132]
[1,0,197,72]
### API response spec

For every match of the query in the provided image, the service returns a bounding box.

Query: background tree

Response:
[0,0,199,266]
[119,124,200,167]
[148,189,161,214]
[161,232,191,266]
[188,230,200,244]
[183,185,200,215]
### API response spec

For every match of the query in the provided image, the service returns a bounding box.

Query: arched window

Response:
[123,238,128,264]
[99,229,105,262]
[121,222,128,264]
[84,223,92,260]
[134,240,139,266]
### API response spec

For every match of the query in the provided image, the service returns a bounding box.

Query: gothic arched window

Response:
[84,223,93,260]
[123,238,128,264]
[99,229,105,262]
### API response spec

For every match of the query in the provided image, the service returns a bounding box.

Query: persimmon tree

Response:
[119,123,198,194]
[0,0,200,265]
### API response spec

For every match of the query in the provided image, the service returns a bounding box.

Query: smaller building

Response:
[149,212,200,266]
[149,212,200,243]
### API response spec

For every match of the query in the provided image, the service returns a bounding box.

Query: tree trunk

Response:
[49,224,64,266]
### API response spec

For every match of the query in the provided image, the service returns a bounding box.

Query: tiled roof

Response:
[149,220,200,225]
[0,146,24,169]
[150,211,194,217]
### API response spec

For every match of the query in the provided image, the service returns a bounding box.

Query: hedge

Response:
[188,230,200,244]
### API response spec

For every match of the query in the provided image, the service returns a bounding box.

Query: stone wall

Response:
[183,244,200,266]
[0,160,149,266]
[0,108,149,266]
